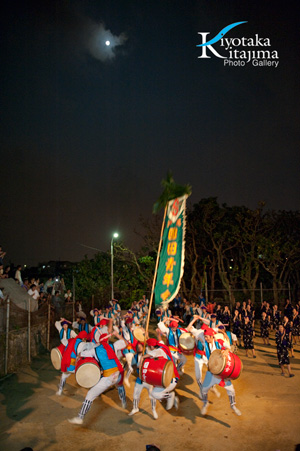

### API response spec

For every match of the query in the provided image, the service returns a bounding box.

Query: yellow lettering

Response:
[163,272,174,288]
[166,257,176,272]
[168,227,178,240]
[167,242,177,255]
[161,289,171,301]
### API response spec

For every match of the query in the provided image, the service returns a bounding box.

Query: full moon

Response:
[105,40,110,46]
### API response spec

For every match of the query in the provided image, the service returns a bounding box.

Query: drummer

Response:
[187,316,221,399]
[199,313,224,332]
[103,304,115,320]
[197,305,209,319]
[128,342,158,419]
[111,299,121,326]
[120,316,139,387]
[132,306,142,325]
[89,317,113,345]
[72,316,93,334]
[199,328,242,417]
[217,324,238,352]
[56,331,89,396]
[55,317,77,345]
[90,308,102,325]
[141,338,180,413]
[137,299,148,327]
[157,317,187,374]
[68,331,127,425]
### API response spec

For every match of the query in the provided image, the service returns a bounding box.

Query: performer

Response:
[56,331,89,396]
[187,316,221,399]
[68,332,127,425]
[260,312,271,346]
[55,318,77,345]
[158,317,187,374]
[131,306,142,325]
[90,308,102,326]
[120,316,139,387]
[283,316,295,358]
[217,325,238,352]
[215,305,223,323]
[110,299,121,326]
[275,324,295,377]
[271,304,281,331]
[72,316,93,334]
[103,305,115,320]
[242,316,256,358]
[292,308,300,345]
[89,317,113,345]
[198,313,223,332]
[128,342,158,419]
[142,338,180,412]
[199,328,242,417]
[232,310,242,346]
[221,305,231,328]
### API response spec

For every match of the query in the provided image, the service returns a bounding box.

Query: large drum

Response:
[133,327,145,343]
[141,358,174,388]
[179,332,195,355]
[50,344,66,370]
[208,349,242,380]
[75,357,101,388]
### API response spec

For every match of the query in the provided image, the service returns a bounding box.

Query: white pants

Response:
[202,371,236,406]
[194,357,206,383]
[124,352,135,380]
[85,371,120,402]
[171,351,187,370]
[78,371,124,419]
[58,372,72,391]
[151,378,177,401]
[131,381,156,411]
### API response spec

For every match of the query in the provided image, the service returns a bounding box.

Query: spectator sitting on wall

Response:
[23,279,30,291]
[38,292,48,308]
[15,265,23,286]
[44,277,54,294]
[28,284,40,301]
[64,289,72,303]
[3,265,11,278]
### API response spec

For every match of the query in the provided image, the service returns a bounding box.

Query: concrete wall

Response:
[0,321,48,376]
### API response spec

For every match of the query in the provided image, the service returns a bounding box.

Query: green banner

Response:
[154,195,187,307]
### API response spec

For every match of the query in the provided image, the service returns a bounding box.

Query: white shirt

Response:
[28,288,40,300]
[146,347,168,359]
[55,321,77,345]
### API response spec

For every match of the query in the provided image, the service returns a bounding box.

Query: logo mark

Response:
[196,21,247,47]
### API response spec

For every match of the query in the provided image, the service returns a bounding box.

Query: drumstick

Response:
[99,333,113,342]
[170,316,184,323]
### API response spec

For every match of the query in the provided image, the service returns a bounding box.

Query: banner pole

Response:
[143,205,167,353]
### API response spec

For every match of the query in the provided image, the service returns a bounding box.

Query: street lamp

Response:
[111,232,119,300]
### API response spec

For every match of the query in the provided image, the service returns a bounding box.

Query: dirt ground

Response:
[1,326,300,451]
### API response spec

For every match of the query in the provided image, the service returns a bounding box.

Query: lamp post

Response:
[111,232,119,300]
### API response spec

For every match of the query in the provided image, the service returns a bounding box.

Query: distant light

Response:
[113,232,119,238]
[24,265,27,268]
[105,40,111,46]
[42,265,45,269]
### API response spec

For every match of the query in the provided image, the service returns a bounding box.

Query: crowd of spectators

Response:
[0,245,73,315]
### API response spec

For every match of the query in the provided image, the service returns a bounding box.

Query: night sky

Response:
[1,0,299,266]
